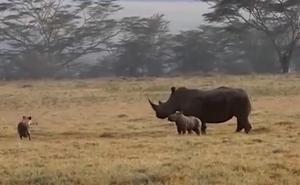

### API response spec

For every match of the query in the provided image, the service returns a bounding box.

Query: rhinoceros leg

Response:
[181,126,186,134]
[237,117,252,133]
[177,127,181,135]
[236,118,244,132]
[193,127,200,135]
[201,121,207,135]
[244,119,252,133]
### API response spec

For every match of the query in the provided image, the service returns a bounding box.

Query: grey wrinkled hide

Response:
[168,112,200,135]
[149,86,252,134]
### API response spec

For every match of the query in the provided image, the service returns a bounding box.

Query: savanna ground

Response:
[0,75,299,185]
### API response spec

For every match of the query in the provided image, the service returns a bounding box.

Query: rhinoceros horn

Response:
[148,98,158,111]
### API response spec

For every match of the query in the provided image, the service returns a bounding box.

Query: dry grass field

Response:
[0,75,299,185]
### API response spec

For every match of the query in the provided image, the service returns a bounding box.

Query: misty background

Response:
[0,0,299,79]
[116,0,209,32]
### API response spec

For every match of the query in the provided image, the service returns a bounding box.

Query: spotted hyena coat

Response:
[17,116,32,140]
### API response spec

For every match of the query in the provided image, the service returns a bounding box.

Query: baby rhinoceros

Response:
[17,116,32,141]
[168,111,200,135]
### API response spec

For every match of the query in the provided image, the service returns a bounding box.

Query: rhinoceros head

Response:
[148,87,179,119]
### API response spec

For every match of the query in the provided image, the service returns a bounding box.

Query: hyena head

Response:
[21,116,33,125]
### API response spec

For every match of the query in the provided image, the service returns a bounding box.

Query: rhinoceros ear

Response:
[171,87,176,94]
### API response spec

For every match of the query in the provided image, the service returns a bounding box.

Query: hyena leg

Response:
[28,133,31,141]
[187,129,192,134]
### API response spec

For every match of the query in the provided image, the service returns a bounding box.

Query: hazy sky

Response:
[116,0,210,32]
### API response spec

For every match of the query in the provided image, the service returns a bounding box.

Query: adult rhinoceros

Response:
[148,86,252,134]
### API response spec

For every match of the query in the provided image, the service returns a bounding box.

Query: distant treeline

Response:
[0,0,299,79]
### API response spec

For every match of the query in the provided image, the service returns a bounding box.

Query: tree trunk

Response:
[279,53,291,73]
[280,60,290,73]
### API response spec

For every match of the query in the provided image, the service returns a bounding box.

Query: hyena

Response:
[17,116,32,140]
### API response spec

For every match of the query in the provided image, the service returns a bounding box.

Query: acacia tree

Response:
[0,0,121,78]
[201,0,300,73]
[171,27,219,73]
[114,14,171,76]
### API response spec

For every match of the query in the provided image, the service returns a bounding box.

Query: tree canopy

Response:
[0,0,121,77]
[201,0,300,73]
[113,14,171,76]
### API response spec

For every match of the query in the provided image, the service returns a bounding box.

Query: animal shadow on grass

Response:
[99,130,167,139]
[272,149,288,154]
[60,131,96,139]
[274,121,297,130]
[0,134,16,140]
[110,170,169,185]
[21,84,33,88]
[117,114,128,118]
[251,126,271,134]
[274,121,296,126]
